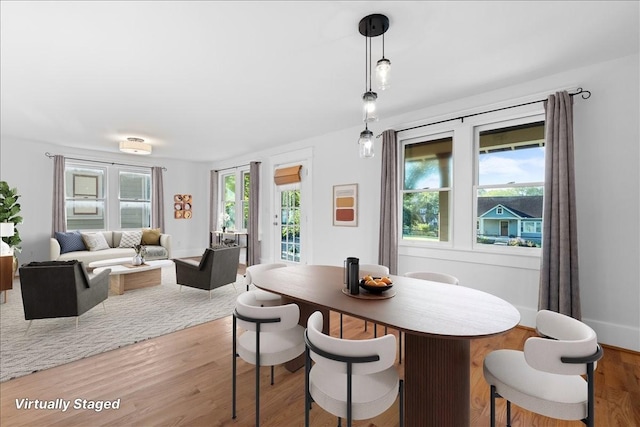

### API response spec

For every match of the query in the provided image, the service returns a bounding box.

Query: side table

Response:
[0,255,14,303]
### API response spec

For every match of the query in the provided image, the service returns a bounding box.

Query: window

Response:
[402,134,452,242]
[65,165,106,230]
[119,170,151,229]
[64,163,152,231]
[220,169,250,231]
[475,120,545,248]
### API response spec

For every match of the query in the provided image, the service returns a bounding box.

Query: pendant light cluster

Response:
[358,14,391,158]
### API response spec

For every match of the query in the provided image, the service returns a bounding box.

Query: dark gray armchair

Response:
[174,246,241,298]
[19,260,110,332]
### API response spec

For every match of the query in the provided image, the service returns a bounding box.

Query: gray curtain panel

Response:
[248,161,261,266]
[51,155,66,236]
[210,170,219,243]
[538,91,581,319]
[151,166,165,232]
[378,129,398,274]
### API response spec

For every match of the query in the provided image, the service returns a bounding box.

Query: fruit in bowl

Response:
[359,276,393,294]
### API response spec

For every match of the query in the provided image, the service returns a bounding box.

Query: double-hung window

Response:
[475,118,545,249]
[220,169,250,231]
[64,163,152,231]
[119,170,151,229]
[401,133,453,243]
[65,165,106,230]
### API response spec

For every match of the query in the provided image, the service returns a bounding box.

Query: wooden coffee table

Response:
[92,260,173,295]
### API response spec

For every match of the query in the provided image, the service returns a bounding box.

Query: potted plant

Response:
[0,181,23,272]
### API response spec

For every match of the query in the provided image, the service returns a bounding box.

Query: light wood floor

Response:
[1,312,638,427]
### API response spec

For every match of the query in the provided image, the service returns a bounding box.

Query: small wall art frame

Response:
[174,194,193,219]
[333,183,358,226]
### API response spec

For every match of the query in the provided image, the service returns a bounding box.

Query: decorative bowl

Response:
[359,278,393,294]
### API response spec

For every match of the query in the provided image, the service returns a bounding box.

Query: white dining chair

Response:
[358,264,390,337]
[404,271,459,285]
[232,290,305,427]
[304,311,403,427]
[398,270,460,363]
[244,262,287,305]
[483,310,603,427]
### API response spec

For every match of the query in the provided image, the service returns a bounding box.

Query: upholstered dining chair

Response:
[304,311,404,427]
[404,271,459,285]
[357,264,390,338]
[243,262,287,306]
[398,270,460,363]
[232,290,305,427]
[483,310,603,427]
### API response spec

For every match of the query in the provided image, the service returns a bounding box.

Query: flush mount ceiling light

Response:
[119,137,152,155]
[357,13,391,158]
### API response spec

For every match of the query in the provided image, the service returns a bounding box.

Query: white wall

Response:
[0,137,211,262]
[2,54,637,351]
[213,54,640,351]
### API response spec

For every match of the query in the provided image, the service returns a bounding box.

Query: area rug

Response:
[0,265,243,382]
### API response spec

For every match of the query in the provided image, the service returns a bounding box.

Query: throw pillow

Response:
[81,232,110,251]
[141,228,161,245]
[118,231,142,248]
[55,231,87,254]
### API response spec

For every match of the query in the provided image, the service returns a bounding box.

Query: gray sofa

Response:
[50,231,171,264]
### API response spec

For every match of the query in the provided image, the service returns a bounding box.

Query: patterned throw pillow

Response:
[118,231,142,248]
[81,232,110,251]
[141,228,161,245]
[55,231,87,254]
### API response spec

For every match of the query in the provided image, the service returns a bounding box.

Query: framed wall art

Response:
[174,194,193,219]
[333,184,358,227]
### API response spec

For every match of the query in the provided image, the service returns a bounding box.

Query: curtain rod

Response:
[45,152,167,171]
[393,87,591,135]
[214,161,261,173]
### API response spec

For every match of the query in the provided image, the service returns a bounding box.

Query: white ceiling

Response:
[1,1,638,163]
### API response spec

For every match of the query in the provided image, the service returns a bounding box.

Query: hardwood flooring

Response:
[1,312,638,427]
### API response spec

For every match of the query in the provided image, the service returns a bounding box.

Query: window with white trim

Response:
[219,168,250,231]
[65,163,152,230]
[475,118,545,249]
[401,133,452,243]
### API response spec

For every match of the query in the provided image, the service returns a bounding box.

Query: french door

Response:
[275,184,302,263]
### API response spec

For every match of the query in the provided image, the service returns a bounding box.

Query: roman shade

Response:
[274,165,302,185]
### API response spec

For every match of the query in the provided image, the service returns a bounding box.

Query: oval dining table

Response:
[254,264,521,427]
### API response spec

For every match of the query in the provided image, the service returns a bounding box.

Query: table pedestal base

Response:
[404,334,470,426]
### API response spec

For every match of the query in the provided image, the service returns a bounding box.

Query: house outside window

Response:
[475,119,545,249]
[401,134,453,243]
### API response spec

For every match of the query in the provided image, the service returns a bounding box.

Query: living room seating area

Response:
[50,229,171,264]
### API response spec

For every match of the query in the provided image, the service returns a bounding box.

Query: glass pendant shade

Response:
[362,91,378,122]
[358,127,374,158]
[376,58,391,90]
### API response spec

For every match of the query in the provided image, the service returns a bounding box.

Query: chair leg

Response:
[398,331,402,364]
[24,320,33,336]
[339,313,343,338]
[232,315,237,419]
[399,379,404,427]
[490,385,496,427]
[271,365,274,385]
[506,400,511,427]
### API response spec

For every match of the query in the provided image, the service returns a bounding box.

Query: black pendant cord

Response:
[389,88,592,136]
[368,36,372,92]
